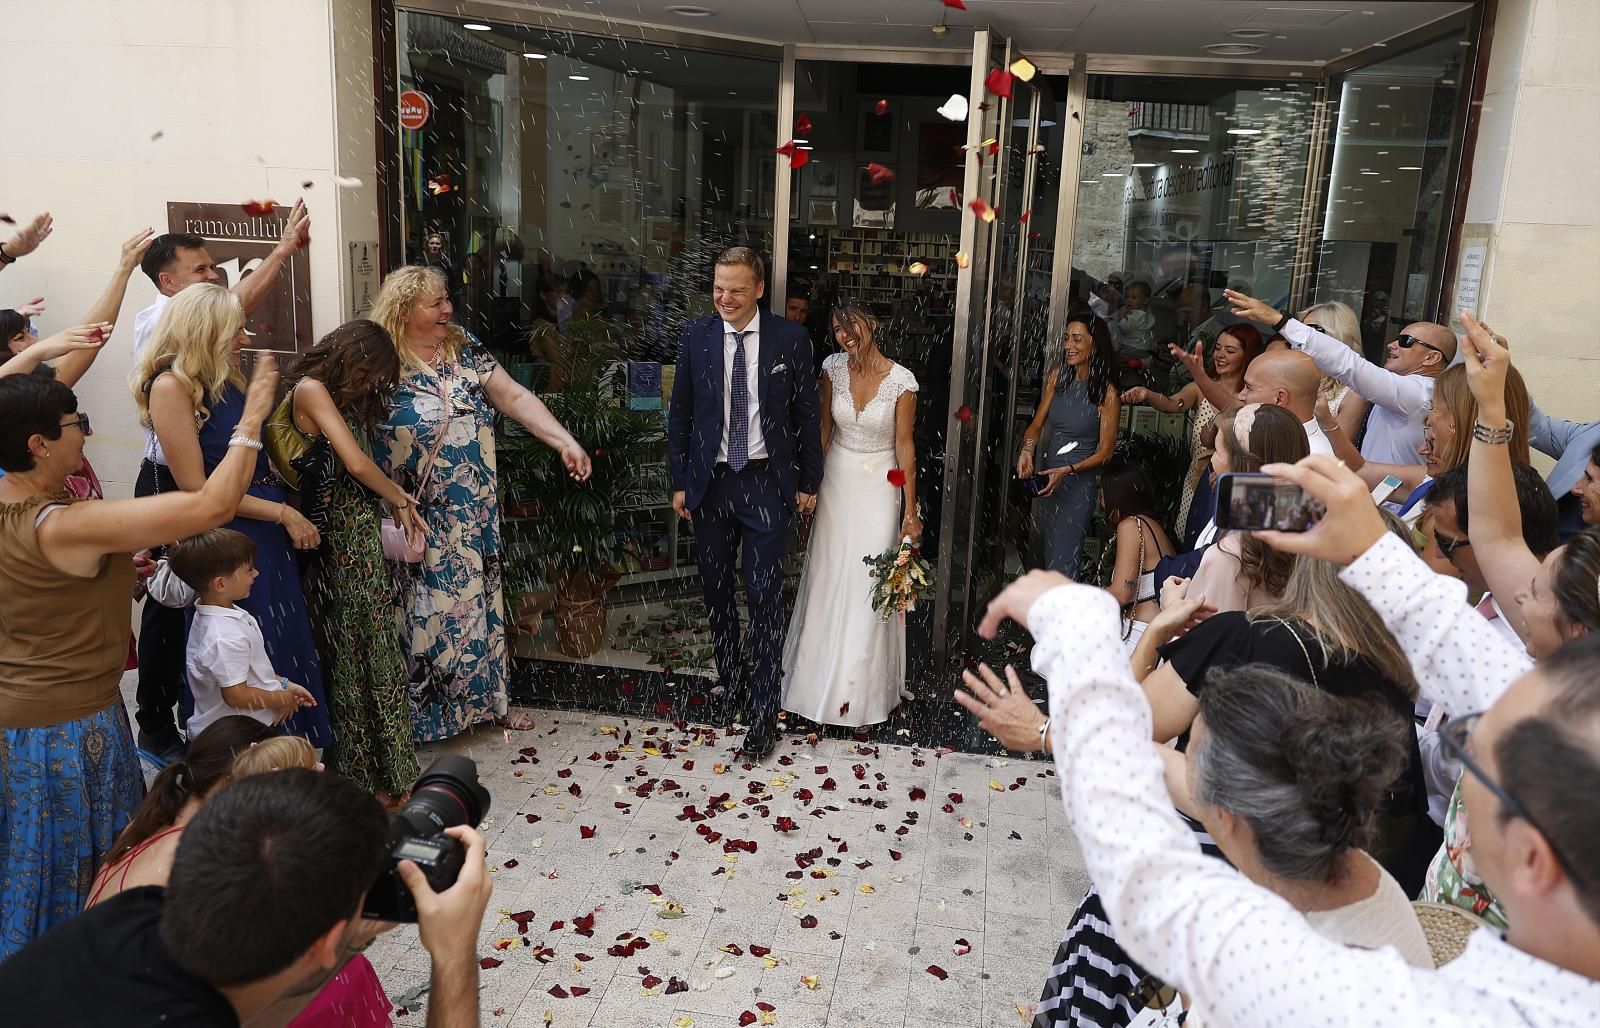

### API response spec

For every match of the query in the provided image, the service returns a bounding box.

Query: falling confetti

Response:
[907,261,929,276]
[984,68,1015,100]
[874,98,889,116]
[936,94,969,121]
[955,404,974,424]
[969,198,996,222]
[795,113,813,136]
[1010,56,1038,82]
[332,175,365,188]
[149,130,165,142]
[955,251,971,269]
[867,162,895,184]
[887,469,907,488]
[942,0,967,8]
[242,199,278,217]
[927,964,950,980]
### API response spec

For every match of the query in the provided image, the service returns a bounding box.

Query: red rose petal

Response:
[756,1002,776,1012]
[502,858,519,869]
[791,148,810,169]
[776,140,796,157]
[887,469,907,488]
[955,404,973,424]
[579,825,596,839]
[867,162,895,185]
[984,68,1013,99]
[570,986,591,997]
[750,944,771,957]
[874,99,889,116]
[795,113,813,136]
[800,914,818,928]
[479,956,503,969]
[942,0,967,8]
[548,985,569,998]
[948,792,964,804]
[926,964,949,980]
[909,787,926,801]
[839,702,851,716]
[890,849,903,860]
[739,1013,758,1027]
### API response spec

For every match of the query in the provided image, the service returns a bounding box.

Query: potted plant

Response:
[499,327,663,658]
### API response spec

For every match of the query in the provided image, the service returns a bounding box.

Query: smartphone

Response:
[1214,472,1325,532]
[1371,474,1404,504]
[1022,474,1051,497]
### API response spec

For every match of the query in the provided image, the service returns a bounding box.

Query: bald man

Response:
[1237,349,1334,455]
[1225,289,1455,465]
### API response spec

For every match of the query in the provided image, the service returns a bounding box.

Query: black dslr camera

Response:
[362,755,491,923]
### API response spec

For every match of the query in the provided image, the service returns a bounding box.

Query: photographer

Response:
[0,769,492,1028]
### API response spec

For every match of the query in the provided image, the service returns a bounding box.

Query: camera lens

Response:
[395,755,491,839]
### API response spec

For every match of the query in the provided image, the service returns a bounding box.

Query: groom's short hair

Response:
[716,246,766,285]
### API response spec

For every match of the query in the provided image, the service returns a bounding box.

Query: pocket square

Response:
[771,363,788,374]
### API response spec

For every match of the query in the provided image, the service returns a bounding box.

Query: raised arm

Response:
[1459,313,1543,647]
[1121,381,1199,415]
[1527,405,1595,462]
[0,212,53,272]
[233,201,308,316]
[0,325,109,380]
[49,229,156,387]
[37,358,278,573]
[484,364,591,481]
[1257,454,1533,714]
[976,575,1422,1028]
[1225,289,1430,418]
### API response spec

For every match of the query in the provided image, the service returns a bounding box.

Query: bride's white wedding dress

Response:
[781,352,918,728]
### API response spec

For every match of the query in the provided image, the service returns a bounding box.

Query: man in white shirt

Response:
[978,454,1600,1027]
[1236,348,1334,455]
[1226,287,1455,465]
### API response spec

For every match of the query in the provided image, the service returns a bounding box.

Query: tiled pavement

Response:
[359,710,1091,1028]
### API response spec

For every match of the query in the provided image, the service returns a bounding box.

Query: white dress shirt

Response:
[133,292,172,466]
[1026,532,1594,1028]
[716,317,767,463]
[1302,417,1334,456]
[185,603,286,738]
[1282,318,1433,466]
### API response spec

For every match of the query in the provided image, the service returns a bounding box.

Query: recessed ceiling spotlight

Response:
[1398,166,1422,171]
[1226,128,1263,135]
[569,74,590,81]
[1132,162,1157,168]
[1101,172,1124,177]
[1172,148,1199,154]
[666,4,716,15]
[462,22,491,31]
[523,52,547,59]
[1204,43,1264,56]
[1228,29,1273,39]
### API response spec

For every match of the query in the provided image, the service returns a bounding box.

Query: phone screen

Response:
[1215,472,1324,532]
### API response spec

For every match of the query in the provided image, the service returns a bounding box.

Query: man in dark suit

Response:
[667,247,824,759]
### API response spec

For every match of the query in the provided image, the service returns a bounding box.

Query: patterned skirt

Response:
[0,701,143,958]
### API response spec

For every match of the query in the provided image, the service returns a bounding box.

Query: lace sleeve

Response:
[892,363,919,396]
[821,351,845,383]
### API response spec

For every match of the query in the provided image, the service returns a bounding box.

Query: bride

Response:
[781,299,921,728]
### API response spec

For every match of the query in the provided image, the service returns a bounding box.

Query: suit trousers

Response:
[133,459,189,741]
[693,461,791,726]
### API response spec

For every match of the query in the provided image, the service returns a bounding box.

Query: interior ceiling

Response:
[509,0,1473,62]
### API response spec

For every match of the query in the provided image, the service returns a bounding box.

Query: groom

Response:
[667,247,824,759]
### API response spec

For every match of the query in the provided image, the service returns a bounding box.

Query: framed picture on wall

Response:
[812,160,839,198]
[807,200,837,226]
[861,101,895,156]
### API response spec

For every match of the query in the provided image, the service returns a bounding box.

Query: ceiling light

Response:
[1204,43,1264,56]
[1172,148,1199,154]
[1398,166,1422,171]
[462,22,491,31]
[1101,172,1123,177]
[1132,162,1157,168]
[1080,180,1098,185]
[1228,29,1273,39]
[1361,170,1379,175]
[1226,128,1262,135]
[569,75,590,81]
[666,4,716,16]
[523,52,547,59]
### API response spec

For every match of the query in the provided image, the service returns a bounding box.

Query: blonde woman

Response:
[1295,302,1369,440]
[132,283,331,746]
[369,266,590,742]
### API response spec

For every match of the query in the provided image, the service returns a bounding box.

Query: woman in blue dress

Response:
[1015,311,1121,577]
[369,266,591,743]
[133,283,331,746]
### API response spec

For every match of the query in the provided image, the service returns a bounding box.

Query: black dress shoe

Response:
[740,717,778,760]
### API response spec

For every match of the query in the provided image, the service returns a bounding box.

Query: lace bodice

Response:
[823,353,918,453]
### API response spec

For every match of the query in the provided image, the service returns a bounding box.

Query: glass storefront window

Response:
[397,11,778,676]
[1316,30,1470,359]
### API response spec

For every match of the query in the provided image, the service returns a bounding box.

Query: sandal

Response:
[495,711,536,731]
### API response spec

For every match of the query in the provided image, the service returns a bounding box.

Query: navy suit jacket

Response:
[667,311,824,512]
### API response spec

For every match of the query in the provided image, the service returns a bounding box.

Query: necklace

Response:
[1270,616,1323,688]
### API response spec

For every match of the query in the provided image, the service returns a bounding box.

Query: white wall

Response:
[0,0,377,497]
[1457,0,1600,422]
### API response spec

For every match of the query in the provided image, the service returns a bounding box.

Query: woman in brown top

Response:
[0,357,274,959]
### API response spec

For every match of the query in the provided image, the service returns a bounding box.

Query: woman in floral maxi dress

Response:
[370,266,591,743]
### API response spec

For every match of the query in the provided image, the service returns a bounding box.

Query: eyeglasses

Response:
[1396,333,1445,357]
[1438,713,1588,891]
[1433,529,1471,557]
[59,413,91,435]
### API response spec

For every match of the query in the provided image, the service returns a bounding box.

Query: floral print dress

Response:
[376,345,508,743]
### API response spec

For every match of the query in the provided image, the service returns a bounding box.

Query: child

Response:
[1117,280,1157,359]
[230,736,319,778]
[168,528,317,737]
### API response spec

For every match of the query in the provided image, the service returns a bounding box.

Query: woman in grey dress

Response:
[1016,310,1120,577]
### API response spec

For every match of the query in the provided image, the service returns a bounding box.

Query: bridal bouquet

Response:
[863,537,934,623]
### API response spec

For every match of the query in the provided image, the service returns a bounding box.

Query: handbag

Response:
[264,391,311,490]
[382,377,453,563]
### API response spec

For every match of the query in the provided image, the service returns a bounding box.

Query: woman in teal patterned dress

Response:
[277,320,427,804]
[370,266,591,742]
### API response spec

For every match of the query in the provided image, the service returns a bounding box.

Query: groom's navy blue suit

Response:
[667,310,823,731]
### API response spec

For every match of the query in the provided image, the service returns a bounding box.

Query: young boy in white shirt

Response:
[168,528,316,736]
[1116,280,1158,359]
